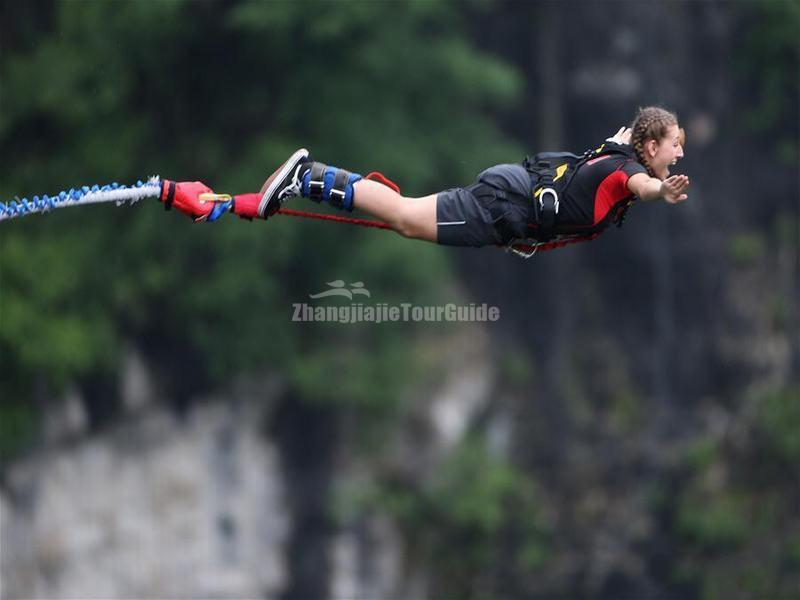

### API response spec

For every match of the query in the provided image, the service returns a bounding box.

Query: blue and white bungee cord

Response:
[0,176,161,222]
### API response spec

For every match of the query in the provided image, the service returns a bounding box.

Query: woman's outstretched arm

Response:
[628,172,690,203]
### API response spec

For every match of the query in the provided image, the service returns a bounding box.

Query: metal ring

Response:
[538,187,559,213]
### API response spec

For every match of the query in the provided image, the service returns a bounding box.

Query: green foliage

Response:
[756,384,800,462]
[0,0,523,445]
[735,0,800,164]
[697,563,777,600]
[430,437,526,534]
[672,421,800,598]
[683,437,719,472]
[498,347,534,388]
[1,218,121,387]
[787,536,800,568]
[366,436,548,594]
[677,492,748,550]
[774,211,799,247]
[226,0,523,189]
[728,231,766,265]
[0,400,38,462]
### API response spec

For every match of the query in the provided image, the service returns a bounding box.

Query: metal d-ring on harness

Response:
[534,159,559,231]
[507,240,542,259]
[506,158,561,258]
[537,185,559,234]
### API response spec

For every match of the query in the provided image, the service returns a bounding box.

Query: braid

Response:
[630,106,678,178]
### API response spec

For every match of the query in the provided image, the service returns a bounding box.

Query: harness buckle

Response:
[329,187,346,206]
[308,178,325,200]
[538,187,559,214]
[307,162,328,202]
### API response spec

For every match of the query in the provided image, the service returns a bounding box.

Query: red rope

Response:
[275,207,393,230]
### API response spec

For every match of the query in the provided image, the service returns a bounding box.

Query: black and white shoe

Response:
[258,148,311,217]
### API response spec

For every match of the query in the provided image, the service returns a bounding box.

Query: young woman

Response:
[161,106,688,251]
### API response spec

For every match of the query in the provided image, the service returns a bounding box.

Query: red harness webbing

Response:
[507,234,599,254]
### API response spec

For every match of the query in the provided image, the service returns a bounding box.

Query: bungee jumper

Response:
[1,106,688,258]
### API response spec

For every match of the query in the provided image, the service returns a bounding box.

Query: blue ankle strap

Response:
[302,162,362,211]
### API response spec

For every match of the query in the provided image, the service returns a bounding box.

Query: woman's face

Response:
[646,123,684,180]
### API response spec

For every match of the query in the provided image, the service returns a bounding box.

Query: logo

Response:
[308,280,371,300]
[292,279,500,324]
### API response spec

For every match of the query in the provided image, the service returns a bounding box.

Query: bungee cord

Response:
[0,177,162,222]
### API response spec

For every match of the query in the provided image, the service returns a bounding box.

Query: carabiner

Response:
[198,193,233,204]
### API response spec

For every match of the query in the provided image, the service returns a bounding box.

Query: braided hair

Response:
[630,106,680,178]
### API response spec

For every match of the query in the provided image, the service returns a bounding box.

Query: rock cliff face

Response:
[2,399,289,599]
[2,326,495,600]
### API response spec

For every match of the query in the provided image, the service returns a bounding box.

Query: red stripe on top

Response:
[593,170,631,225]
[587,154,612,166]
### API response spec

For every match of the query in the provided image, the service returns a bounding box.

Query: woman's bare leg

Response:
[352,179,438,242]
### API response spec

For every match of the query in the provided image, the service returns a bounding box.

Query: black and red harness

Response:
[508,141,641,257]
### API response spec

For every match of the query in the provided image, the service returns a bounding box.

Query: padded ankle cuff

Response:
[301,162,362,211]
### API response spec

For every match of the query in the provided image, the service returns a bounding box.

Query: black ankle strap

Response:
[329,169,351,209]
[308,162,327,202]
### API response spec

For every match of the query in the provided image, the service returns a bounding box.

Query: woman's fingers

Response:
[608,126,626,142]
[667,175,690,190]
[661,175,690,204]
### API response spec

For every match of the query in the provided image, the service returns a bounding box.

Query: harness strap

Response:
[507,232,601,258]
[164,180,176,211]
[329,168,351,210]
[614,199,632,227]
[533,160,558,240]
[308,162,327,202]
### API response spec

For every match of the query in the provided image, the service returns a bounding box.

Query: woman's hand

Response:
[659,175,690,204]
[607,126,632,145]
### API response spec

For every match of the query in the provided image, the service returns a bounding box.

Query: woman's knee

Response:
[393,200,420,238]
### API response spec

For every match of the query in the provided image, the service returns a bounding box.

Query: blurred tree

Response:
[0,0,522,453]
[735,0,800,164]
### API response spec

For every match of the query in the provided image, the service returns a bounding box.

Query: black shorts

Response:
[436,163,533,247]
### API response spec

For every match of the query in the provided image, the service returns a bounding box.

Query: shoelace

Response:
[277,164,305,201]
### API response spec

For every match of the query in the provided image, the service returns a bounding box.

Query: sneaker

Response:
[258,148,311,217]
